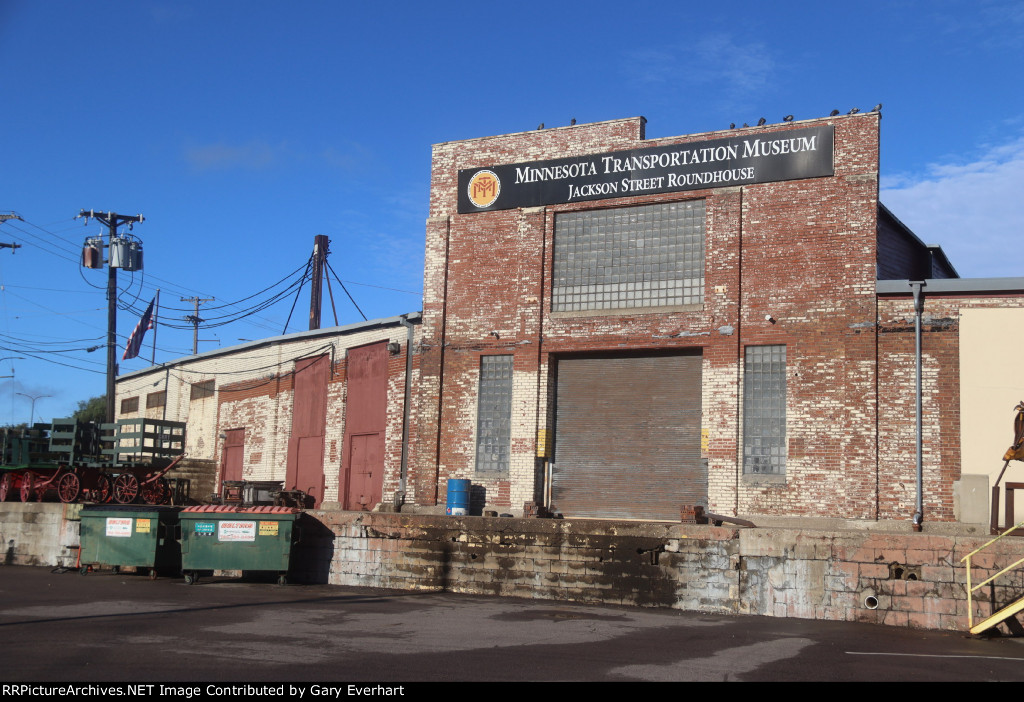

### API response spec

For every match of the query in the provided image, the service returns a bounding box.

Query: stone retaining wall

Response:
[3,504,1022,633]
[296,511,1024,632]
[0,503,81,568]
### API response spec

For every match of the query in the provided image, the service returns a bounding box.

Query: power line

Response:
[325,259,367,321]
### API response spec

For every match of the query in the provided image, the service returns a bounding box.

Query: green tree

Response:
[72,395,106,424]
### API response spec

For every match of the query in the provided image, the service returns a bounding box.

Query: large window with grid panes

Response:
[475,355,513,475]
[743,345,787,475]
[552,200,705,312]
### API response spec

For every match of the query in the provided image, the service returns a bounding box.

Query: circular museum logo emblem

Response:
[467,170,500,208]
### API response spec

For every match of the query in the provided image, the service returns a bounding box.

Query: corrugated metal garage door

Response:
[551,351,704,520]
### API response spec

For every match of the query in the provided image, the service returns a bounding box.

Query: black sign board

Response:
[458,125,834,214]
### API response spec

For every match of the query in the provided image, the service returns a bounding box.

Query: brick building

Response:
[407,112,1024,525]
[116,314,420,508]
[116,111,1024,527]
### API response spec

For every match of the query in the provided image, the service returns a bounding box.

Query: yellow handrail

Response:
[961,520,1024,562]
[961,519,1024,632]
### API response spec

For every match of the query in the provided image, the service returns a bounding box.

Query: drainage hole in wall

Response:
[864,595,878,610]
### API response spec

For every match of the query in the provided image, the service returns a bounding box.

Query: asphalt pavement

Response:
[1,565,1023,682]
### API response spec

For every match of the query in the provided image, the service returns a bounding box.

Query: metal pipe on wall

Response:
[397,314,415,506]
[911,281,925,530]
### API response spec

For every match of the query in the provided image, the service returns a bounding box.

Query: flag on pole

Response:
[123,298,155,361]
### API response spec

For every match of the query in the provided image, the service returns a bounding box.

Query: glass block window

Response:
[553,200,705,312]
[475,355,513,474]
[743,345,787,475]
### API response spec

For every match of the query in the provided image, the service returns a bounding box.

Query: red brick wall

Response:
[416,114,893,518]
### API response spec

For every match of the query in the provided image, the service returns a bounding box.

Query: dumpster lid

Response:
[181,505,300,514]
[80,504,182,514]
[238,505,300,514]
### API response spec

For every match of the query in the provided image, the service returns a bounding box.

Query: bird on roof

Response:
[848,108,860,115]
[729,123,736,129]
[757,117,766,126]
[830,109,840,116]
[743,123,749,128]
[537,123,544,130]
[783,115,794,122]
[870,103,882,112]
[570,118,576,125]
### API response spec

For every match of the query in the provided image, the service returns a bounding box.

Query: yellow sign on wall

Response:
[537,429,551,457]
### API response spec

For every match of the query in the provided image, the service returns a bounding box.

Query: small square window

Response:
[146,390,166,409]
[190,380,215,401]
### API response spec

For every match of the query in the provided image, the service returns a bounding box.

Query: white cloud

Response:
[881,133,1024,279]
[185,140,378,174]
[623,34,775,109]
[184,140,286,172]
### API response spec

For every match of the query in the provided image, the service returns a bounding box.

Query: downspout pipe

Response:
[397,313,415,509]
[911,281,925,531]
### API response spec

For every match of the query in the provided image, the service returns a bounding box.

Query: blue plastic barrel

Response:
[446,479,471,516]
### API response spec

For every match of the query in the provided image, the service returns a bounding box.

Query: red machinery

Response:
[0,418,187,506]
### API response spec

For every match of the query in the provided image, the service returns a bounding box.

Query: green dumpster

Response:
[179,506,301,585]
[79,504,182,578]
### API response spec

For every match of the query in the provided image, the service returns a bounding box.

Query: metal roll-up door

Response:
[551,351,704,520]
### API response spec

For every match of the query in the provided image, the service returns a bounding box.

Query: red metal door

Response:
[220,428,245,489]
[286,355,329,507]
[346,432,383,510]
[341,343,388,511]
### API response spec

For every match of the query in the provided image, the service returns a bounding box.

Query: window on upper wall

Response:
[146,390,166,409]
[120,396,139,414]
[190,379,215,401]
[552,200,705,312]
[743,345,787,476]
[475,355,513,475]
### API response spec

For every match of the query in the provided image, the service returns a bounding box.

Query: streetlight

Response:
[0,356,23,379]
[16,392,51,427]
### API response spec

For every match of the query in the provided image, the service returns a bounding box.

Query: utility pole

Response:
[309,235,329,330]
[77,210,144,424]
[181,296,214,355]
[0,212,23,253]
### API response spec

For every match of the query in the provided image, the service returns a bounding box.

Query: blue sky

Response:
[0,0,1022,423]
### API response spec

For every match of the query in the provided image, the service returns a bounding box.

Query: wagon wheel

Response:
[155,477,171,505]
[93,474,112,504]
[140,477,170,505]
[113,473,139,504]
[19,471,35,502]
[0,473,11,502]
[57,472,81,503]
